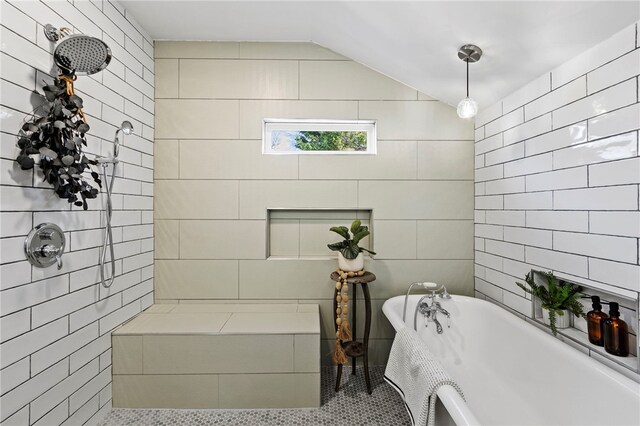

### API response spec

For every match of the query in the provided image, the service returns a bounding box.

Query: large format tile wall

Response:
[154,41,474,364]
[474,22,640,356]
[0,1,154,424]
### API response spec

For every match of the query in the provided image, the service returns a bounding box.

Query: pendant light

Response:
[456,44,482,119]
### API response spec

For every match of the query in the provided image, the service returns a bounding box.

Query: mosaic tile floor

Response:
[99,366,411,426]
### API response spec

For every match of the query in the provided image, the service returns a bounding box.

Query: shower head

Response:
[44,24,111,76]
[118,121,134,136]
[112,121,134,159]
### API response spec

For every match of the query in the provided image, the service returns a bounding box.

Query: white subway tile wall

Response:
[474,23,640,367]
[154,41,475,366]
[0,1,154,424]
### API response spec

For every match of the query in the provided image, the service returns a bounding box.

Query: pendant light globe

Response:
[457,96,478,119]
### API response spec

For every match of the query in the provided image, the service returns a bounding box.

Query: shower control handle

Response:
[38,244,59,257]
[37,245,63,270]
[25,223,65,270]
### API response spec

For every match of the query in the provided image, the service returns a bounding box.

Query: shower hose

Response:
[99,162,117,288]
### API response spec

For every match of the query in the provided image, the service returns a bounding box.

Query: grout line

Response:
[297,60,300,100]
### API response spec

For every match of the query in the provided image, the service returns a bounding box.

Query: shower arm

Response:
[43,24,72,42]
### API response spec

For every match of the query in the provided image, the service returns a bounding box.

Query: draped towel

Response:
[384,327,464,426]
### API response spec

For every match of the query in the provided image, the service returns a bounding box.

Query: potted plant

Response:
[517,271,585,336]
[327,220,376,272]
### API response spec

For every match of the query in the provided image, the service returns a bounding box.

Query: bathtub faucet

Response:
[403,281,440,324]
[415,293,451,334]
[415,295,450,333]
[403,281,451,332]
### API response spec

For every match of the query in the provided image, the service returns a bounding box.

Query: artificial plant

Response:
[327,220,376,259]
[517,271,584,336]
[15,76,101,210]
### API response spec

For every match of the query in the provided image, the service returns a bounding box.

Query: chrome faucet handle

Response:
[38,244,59,257]
[37,244,63,270]
[438,285,451,299]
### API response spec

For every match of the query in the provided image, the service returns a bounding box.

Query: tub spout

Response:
[433,316,443,334]
[415,296,451,334]
[432,306,451,334]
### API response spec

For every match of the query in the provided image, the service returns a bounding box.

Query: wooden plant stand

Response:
[330,271,376,394]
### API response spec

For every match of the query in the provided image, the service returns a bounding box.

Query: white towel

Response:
[384,327,464,426]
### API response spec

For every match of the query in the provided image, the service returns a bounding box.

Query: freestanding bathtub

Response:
[383,294,640,426]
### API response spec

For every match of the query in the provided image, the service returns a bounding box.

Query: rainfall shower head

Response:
[44,24,112,76]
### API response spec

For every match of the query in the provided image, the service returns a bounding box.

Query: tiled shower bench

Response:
[111,303,320,409]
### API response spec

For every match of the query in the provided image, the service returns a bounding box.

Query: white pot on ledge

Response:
[338,252,364,272]
[542,309,571,329]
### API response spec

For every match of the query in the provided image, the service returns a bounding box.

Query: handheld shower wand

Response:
[113,120,133,158]
[99,121,133,288]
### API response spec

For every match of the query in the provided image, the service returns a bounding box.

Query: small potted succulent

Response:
[327,220,376,272]
[517,271,585,336]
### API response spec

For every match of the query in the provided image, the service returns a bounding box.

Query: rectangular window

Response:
[262,119,377,155]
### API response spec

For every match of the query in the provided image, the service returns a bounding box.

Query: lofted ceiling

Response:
[121,1,640,108]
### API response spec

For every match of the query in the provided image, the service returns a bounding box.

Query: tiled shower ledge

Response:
[112,303,322,410]
[115,303,319,335]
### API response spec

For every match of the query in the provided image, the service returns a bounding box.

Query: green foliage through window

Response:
[264,120,376,154]
[294,131,367,151]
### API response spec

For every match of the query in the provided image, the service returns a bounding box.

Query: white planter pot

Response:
[542,309,571,329]
[338,252,364,272]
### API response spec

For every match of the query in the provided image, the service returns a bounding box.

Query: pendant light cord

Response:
[466,59,469,98]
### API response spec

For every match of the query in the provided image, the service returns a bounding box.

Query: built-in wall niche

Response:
[267,209,373,259]
[528,270,639,379]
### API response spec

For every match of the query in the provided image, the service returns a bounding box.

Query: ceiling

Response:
[121,1,640,108]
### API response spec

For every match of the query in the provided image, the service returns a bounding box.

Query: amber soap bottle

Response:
[603,302,629,357]
[586,296,608,346]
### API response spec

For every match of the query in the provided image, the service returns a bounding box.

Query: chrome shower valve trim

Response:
[25,223,65,270]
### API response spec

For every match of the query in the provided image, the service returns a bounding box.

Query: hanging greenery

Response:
[16,76,101,210]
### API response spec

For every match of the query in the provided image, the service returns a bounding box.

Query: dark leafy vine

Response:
[16,76,101,210]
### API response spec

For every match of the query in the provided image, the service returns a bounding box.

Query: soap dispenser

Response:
[586,296,608,346]
[603,302,629,357]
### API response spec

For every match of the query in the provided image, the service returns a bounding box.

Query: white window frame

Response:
[262,119,377,155]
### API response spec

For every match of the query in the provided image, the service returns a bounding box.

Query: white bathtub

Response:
[383,294,640,426]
